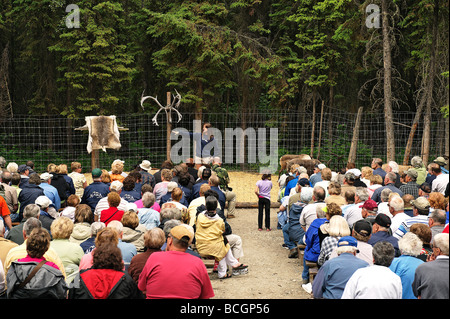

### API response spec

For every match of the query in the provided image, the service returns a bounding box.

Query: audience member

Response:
[409,223,433,262]
[81,168,110,213]
[412,233,449,299]
[68,162,87,200]
[69,243,143,299]
[371,172,405,203]
[68,204,93,244]
[94,180,128,221]
[389,232,424,299]
[6,227,68,299]
[394,196,430,239]
[99,192,125,226]
[128,227,166,283]
[138,225,215,299]
[195,196,248,279]
[6,204,40,245]
[341,241,402,299]
[121,211,147,252]
[400,169,420,199]
[367,213,400,257]
[312,236,369,299]
[49,216,84,283]
[107,220,137,267]
[137,192,160,230]
[428,209,447,240]
[410,156,427,185]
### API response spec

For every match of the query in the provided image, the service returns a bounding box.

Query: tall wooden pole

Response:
[166,92,172,162]
[348,107,363,165]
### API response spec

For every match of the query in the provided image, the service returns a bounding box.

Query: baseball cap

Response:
[40,172,53,181]
[361,199,378,212]
[110,180,123,191]
[374,213,391,228]
[353,220,372,236]
[35,196,52,209]
[167,181,178,192]
[92,168,102,178]
[434,156,448,166]
[18,164,31,173]
[411,197,430,210]
[297,178,310,187]
[170,225,193,244]
[337,236,358,248]
[405,168,418,180]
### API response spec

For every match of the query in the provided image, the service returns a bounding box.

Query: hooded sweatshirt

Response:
[69,222,92,244]
[195,212,230,261]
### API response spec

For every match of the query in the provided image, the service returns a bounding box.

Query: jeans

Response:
[258,197,271,229]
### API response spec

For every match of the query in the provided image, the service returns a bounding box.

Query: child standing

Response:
[255,173,273,231]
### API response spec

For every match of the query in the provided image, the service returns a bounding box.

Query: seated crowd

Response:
[277,155,449,299]
[0,156,242,299]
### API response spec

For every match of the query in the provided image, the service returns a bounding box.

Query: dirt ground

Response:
[207,172,311,299]
[209,208,311,299]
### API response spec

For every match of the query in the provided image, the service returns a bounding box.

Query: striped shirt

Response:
[393,215,429,239]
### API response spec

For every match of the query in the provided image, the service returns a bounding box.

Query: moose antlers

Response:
[141,89,182,126]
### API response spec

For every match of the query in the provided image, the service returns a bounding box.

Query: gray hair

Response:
[6,162,18,173]
[142,192,156,208]
[429,209,447,225]
[388,161,399,173]
[336,245,358,255]
[380,188,393,202]
[90,222,106,237]
[389,195,404,212]
[316,203,327,218]
[23,204,41,219]
[433,233,449,255]
[372,241,395,267]
[23,217,42,237]
[411,156,423,168]
[300,187,313,203]
[386,172,397,183]
[107,220,124,234]
[355,187,369,202]
[398,232,423,256]
[163,219,182,238]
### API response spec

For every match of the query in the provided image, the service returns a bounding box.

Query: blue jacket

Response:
[17,183,45,219]
[210,186,226,212]
[81,182,110,212]
[120,190,141,203]
[368,231,400,256]
[39,183,61,210]
[389,255,424,299]
[304,218,327,262]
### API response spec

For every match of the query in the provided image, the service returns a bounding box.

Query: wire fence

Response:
[0,106,447,174]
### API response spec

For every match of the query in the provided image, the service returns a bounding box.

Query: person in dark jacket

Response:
[17,174,45,221]
[6,227,68,299]
[81,168,110,213]
[69,243,144,299]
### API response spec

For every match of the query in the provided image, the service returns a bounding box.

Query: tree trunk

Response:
[348,107,363,164]
[420,1,439,166]
[310,90,316,158]
[381,0,395,162]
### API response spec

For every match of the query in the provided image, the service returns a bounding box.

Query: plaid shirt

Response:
[318,236,340,266]
[399,181,420,199]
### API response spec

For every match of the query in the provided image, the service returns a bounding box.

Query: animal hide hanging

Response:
[75,115,128,153]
